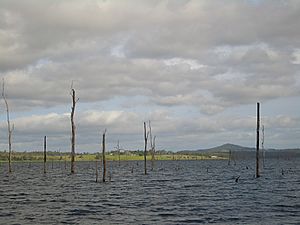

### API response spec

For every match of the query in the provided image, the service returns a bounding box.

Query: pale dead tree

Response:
[70,83,79,174]
[261,124,265,168]
[2,79,14,173]
[148,121,156,171]
[102,129,107,182]
[143,122,149,175]
[149,121,153,149]
[115,140,121,166]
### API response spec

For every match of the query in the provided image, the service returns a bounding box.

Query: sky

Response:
[0,0,299,152]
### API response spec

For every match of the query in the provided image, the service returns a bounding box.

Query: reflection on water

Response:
[0,159,299,224]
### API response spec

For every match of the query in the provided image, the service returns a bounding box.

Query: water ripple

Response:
[0,159,299,224]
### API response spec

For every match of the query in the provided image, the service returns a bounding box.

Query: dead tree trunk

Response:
[70,87,78,174]
[256,102,260,178]
[228,150,231,165]
[95,160,98,183]
[102,130,107,182]
[59,149,62,171]
[117,140,120,166]
[44,136,47,173]
[64,155,67,170]
[2,79,13,173]
[144,122,149,175]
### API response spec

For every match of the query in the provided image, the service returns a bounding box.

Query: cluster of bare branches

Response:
[143,120,157,175]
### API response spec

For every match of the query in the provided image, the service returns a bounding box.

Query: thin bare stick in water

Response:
[95,160,98,183]
[64,155,67,170]
[151,136,156,171]
[102,129,107,182]
[228,150,231,165]
[144,122,149,175]
[116,140,121,166]
[44,136,47,173]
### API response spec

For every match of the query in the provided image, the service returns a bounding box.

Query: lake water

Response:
[0,159,299,224]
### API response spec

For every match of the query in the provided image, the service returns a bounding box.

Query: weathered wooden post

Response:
[43,136,47,173]
[102,130,107,182]
[256,102,260,178]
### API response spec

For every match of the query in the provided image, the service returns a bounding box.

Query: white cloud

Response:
[0,0,299,150]
[164,58,206,70]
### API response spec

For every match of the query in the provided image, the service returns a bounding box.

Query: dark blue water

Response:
[0,159,299,224]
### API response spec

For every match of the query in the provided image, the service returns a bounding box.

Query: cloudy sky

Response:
[0,0,299,152]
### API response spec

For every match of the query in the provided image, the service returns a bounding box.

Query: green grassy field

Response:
[0,151,227,162]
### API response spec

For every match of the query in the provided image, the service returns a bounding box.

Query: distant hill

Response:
[177,143,254,154]
[177,143,299,154]
[201,143,255,152]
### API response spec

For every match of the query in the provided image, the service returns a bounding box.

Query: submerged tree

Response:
[70,84,79,174]
[2,79,14,173]
[228,150,232,165]
[115,140,121,166]
[102,129,107,182]
[256,102,260,178]
[44,136,47,173]
[95,160,98,183]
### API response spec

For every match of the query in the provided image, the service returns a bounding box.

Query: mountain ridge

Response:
[177,143,299,154]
